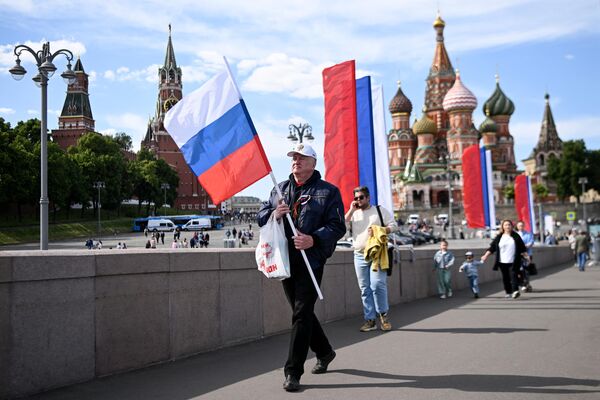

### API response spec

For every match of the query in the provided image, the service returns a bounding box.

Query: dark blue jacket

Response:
[256,170,346,270]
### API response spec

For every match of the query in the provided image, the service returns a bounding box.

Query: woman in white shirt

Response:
[481,220,529,299]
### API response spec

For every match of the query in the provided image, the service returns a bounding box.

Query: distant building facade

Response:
[141,26,214,213]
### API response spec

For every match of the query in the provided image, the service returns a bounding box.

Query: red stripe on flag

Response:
[198,136,271,204]
[323,60,359,212]
[462,145,486,228]
[514,175,531,232]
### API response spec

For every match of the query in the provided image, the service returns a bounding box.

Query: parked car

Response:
[389,232,415,246]
[182,218,211,231]
[436,214,448,226]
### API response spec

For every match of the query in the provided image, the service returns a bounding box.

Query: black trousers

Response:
[498,262,519,294]
[281,254,332,378]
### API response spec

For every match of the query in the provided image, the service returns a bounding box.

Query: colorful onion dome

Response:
[479,108,498,133]
[389,81,413,114]
[442,70,478,112]
[482,74,515,116]
[413,108,437,135]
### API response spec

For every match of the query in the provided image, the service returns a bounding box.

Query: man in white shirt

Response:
[345,186,397,332]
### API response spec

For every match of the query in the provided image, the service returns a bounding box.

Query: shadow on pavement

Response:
[306,369,600,395]
[396,327,547,334]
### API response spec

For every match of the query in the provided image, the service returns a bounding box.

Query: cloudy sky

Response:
[1,0,599,200]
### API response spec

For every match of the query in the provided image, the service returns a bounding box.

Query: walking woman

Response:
[481,220,530,299]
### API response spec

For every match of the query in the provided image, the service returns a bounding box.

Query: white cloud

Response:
[0,107,15,115]
[0,40,86,71]
[27,109,38,115]
[102,64,160,83]
[103,112,147,151]
[565,54,575,60]
[241,53,329,99]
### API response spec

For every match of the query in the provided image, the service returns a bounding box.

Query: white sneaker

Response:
[512,290,521,299]
[519,286,526,293]
[440,294,447,299]
[504,294,511,298]
[447,291,453,297]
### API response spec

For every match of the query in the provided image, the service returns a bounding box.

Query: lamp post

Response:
[579,177,588,229]
[287,123,314,143]
[9,42,76,250]
[161,183,170,216]
[93,181,105,240]
[439,153,456,240]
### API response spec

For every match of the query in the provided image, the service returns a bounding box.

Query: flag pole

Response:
[222,56,324,300]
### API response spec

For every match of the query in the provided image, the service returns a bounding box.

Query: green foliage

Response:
[503,184,515,200]
[547,140,598,200]
[533,183,549,201]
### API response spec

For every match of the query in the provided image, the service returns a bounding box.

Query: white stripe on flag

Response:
[164,69,239,148]
[485,149,496,229]
[371,84,393,213]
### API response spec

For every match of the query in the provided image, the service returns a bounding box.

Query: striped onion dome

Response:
[442,70,478,112]
[482,74,515,116]
[479,108,498,133]
[413,109,437,135]
[389,81,413,114]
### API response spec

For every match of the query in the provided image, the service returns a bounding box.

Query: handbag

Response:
[526,262,538,276]
[376,206,395,276]
[255,213,291,280]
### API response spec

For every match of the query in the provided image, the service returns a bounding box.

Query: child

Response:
[459,251,484,298]
[433,239,455,299]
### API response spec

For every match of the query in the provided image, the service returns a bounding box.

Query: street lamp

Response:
[287,123,314,143]
[9,42,76,250]
[579,177,588,229]
[439,152,456,240]
[93,181,105,240]
[161,183,170,216]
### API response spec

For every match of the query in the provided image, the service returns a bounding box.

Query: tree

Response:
[547,140,597,201]
[112,132,133,152]
[503,184,514,201]
[68,132,127,216]
[533,183,549,202]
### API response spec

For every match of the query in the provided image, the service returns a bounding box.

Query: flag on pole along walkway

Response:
[323,60,359,211]
[515,174,537,233]
[164,69,271,205]
[462,144,486,228]
[356,76,377,204]
[371,83,393,213]
[463,145,496,229]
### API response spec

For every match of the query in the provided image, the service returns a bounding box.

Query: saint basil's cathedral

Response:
[387,13,563,211]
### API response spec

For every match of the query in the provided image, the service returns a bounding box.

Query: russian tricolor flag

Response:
[461,145,496,229]
[514,174,537,233]
[323,60,393,212]
[164,64,271,205]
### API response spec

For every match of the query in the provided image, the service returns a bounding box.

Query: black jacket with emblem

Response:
[257,170,346,270]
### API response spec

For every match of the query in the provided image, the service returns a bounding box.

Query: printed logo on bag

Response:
[258,242,279,273]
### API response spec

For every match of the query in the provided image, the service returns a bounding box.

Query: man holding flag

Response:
[257,143,346,392]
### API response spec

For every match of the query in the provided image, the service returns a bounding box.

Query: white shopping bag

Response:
[255,214,291,280]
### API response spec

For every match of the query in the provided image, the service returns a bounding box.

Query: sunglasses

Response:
[354,195,365,201]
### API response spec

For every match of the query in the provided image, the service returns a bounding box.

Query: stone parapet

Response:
[0,245,572,398]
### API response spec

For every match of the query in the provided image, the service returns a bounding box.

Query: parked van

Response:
[147,218,175,232]
[436,214,448,226]
[182,218,211,231]
[407,214,420,225]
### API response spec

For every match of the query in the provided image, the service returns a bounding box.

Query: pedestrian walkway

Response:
[26,262,600,400]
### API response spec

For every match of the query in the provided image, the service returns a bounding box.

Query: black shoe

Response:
[474,293,479,298]
[311,350,336,374]
[283,375,300,392]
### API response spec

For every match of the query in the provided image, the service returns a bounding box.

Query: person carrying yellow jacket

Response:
[364,225,389,272]
[345,186,398,332]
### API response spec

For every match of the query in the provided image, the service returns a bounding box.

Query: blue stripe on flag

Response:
[356,76,377,204]
[480,147,490,227]
[180,102,254,177]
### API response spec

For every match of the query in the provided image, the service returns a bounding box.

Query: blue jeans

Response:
[354,251,389,320]
[467,275,479,294]
[577,252,588,271]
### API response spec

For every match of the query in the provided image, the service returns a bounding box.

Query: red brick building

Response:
[141,26,213,212]
[51,57,95,149]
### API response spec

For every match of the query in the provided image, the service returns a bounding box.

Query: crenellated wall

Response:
[0,245,572,399]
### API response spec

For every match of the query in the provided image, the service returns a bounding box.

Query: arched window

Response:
[539,154,545,166]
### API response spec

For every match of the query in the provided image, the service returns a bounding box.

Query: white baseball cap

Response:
[287,143,317,160]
